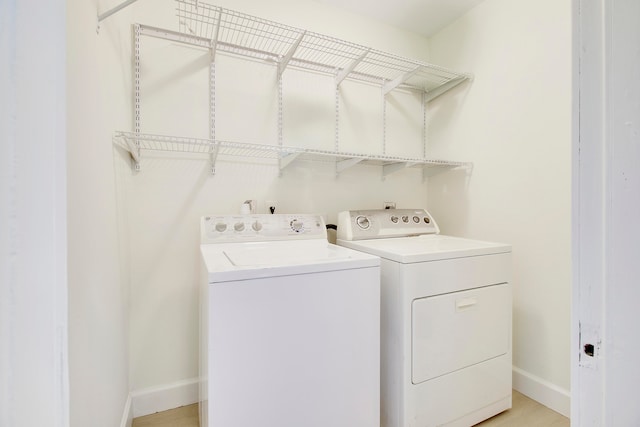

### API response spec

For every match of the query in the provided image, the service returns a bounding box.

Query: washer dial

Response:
[290,219,304,233]
[356,215,371,230]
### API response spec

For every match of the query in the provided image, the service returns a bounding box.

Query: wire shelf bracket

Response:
[337,157,365,174]
[335,49,370,87]
[279,31,306,77]
[382,66,421,95]
[279,152,302,171]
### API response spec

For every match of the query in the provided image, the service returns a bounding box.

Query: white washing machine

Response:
[199,213,380,427]
[337,209,512,427]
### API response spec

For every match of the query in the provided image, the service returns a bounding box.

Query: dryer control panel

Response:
[337,209,439,241]
[201,214,327,243]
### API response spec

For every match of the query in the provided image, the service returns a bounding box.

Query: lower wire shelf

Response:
[114,131,471,178]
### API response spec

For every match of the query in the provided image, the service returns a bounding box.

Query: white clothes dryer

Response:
[337,209,512,427]
[199,213,380,427]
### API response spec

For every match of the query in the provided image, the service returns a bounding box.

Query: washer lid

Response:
[337,234,511,263]
[201,239,380,283]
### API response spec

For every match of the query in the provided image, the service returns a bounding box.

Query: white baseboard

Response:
[131,378,199,418]
[126,371,568,420]
[513,366,570,418]
[119,393,133,427]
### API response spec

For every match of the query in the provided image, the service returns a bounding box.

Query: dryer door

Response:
[411,283,510,384]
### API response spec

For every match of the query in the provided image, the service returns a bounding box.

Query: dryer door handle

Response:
[456,297,478,311]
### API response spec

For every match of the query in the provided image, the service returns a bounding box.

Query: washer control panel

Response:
[337,209,439,241]
[201,214,327,243]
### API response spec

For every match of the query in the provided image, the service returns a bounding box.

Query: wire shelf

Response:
[175,0,471,96]
[115,131,471,176]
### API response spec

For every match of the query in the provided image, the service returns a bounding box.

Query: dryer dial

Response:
[356,215,371,230]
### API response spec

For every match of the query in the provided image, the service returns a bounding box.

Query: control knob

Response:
[252,221,263,232]
[390,215,399,223]
[234,222,245,232]
[290,219,304,233]
[402,215,409,223]
[215,222,227,232]
[356,215,371,230]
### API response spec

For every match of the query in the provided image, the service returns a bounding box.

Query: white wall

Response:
[1,1,68,426]
[66,0,133,425]
[427,0,572,415]
[121,0,435,407]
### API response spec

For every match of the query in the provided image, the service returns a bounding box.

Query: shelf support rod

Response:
[209,10,222,61]
[121,135,141,171]
[422,164,456,182]
[382,161,417,178]
[278,31,306,77]
[423,75,468,102]
[336,157,365,174]
[382,66,421,95]
[279,152,302,170]
[97,0,140,32]
[209,143,220,175]
[335,49,370,86]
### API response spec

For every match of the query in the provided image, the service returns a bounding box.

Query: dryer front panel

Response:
[411,283,510,384]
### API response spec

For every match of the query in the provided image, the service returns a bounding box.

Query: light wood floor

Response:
[132,390,569,427]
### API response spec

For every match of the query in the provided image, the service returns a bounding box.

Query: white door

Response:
[573,0,640,425]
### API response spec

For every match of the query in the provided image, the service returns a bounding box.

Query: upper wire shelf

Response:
[175,0,471,99]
